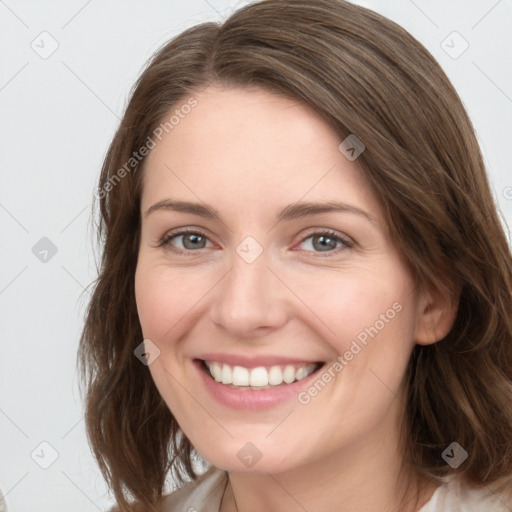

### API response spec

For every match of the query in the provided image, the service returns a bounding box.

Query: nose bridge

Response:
[209,244,288,337]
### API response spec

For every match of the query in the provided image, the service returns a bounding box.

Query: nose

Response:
[209,249,290,339]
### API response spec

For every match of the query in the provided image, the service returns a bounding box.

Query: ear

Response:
[414,283,460,345]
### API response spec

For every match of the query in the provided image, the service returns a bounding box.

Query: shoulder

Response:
[159,466,228,512]
[419,475,512,512]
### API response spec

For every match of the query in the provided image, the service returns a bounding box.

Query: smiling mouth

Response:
[198,359,325,390]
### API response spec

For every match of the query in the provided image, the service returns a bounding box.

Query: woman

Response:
[79,0,512,511]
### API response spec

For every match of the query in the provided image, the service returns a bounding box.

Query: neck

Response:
[219,407,439,512]
[221,461,437,512]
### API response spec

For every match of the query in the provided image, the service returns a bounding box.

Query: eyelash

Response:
[157,227,354,257]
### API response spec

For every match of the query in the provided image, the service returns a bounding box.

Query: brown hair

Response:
[78,0,512,510]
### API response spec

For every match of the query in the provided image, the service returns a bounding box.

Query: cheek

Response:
[134,267,169,340]
[322,277,417,404]
[134,261,207,416]
[285,262,418,392]
[134,259,213,341]
[287,265,406,341]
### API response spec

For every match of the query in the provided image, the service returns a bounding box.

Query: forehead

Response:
[141,85,379,219]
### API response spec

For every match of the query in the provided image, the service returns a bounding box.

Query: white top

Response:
[161,466,511,511]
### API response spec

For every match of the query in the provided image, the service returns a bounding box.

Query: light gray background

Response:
[1,0,511,511]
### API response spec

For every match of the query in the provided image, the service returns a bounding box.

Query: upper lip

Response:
[196,353,324,369]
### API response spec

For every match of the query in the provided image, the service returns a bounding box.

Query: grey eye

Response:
[179,233,207,250]
[300,233,342,252]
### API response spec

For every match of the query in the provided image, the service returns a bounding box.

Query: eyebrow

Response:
[144,199,376,224]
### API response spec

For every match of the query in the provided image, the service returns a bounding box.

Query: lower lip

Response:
[194,359,325,410]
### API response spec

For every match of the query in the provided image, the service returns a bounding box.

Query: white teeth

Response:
[221,364,232,384]
[295,366,309,381]
[249,367,268,387]
[268,366,283,386]
[232,365,249,386]
[206,361,319,388]
[283,365,296,384]
[212,363,222,382]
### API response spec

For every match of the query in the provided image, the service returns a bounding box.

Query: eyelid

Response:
[157,227,216,251]
[294,228,354,253]
[298,227,353,244]
[157,226,355,255]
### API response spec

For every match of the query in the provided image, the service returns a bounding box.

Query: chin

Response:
[200,445,302,474]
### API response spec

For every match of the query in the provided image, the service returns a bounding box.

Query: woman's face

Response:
[135,85,431,473]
